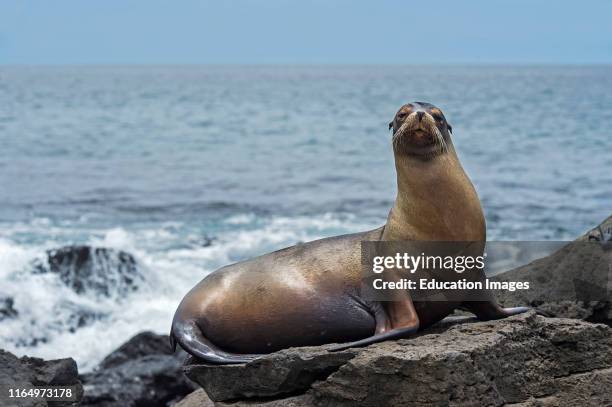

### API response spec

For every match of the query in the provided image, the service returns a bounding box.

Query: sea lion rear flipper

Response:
[463,301,533,320]
[171,319,262,364]
[328,324,419,352]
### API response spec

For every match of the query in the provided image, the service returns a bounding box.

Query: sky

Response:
[1,0,611,65]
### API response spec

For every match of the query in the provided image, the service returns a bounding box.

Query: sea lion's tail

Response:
[170,319,260,364]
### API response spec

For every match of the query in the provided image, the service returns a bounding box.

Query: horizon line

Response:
[2,62,611,67]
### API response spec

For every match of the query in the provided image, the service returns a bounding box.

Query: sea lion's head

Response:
[389,102,453,160]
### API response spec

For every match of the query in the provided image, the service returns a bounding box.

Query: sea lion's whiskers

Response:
[434,128,443,155]
[440,133,448,154]
[432,125,447,155]
[392,122,410,151]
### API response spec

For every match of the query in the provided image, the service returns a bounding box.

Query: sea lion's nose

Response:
[417,112,424,122]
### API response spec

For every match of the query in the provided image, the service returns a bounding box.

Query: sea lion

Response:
[170,101,530,364]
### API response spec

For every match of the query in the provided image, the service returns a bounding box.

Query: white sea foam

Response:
[224,213,257,225]
[0,213,374,372]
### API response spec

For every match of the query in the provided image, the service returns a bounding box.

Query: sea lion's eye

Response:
[397,112,407,119]
[433,114,444,122]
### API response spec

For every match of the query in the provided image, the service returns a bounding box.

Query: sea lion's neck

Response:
[382,144,486,241]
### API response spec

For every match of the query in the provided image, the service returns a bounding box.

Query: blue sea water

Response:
[0,65,610,369]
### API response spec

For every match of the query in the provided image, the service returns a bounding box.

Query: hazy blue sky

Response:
[1,0,611,64]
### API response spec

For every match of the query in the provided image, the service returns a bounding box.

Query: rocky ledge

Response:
[180,215,612,406]
[182,313,612,406]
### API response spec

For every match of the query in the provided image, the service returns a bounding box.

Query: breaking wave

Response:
[0,213,375,371]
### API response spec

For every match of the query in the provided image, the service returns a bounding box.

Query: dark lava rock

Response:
[0,349,83,407]
[187,235,215,248]
[57,301,107,334]
[33,246,143,298]
[493,214,612,324]
[184,313,612,406]
[98,331,176,369]
[0,296,18,320]
[173,389,215,407]
[80,331,196,407]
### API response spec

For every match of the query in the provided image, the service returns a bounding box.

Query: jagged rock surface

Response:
[183,313,612,406]
[493,215,611,324]
[0,349,83,407]
[80,332,196,407]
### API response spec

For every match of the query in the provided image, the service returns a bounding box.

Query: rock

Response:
[173,389,215,407]
[0,296,18,320]
[187,235,215,248]
[15,246,142,341]
[504,367,612,407]
[33,246,143,298]
[184,312,612,406]
[81,331,196,407]
[493,215,612,324]
[58,301,107,334]
[97,331,175,369]
[186,346,356,402]
[0,349,83,407]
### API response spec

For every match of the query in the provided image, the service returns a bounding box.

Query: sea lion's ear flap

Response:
[388,121,393,131]
[447,123,453,134]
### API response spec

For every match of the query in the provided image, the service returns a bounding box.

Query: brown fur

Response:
[170,102,527,364]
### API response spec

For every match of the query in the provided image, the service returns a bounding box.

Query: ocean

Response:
[0,65,610,371]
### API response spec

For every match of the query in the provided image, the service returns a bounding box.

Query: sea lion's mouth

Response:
[392,121,448,159]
